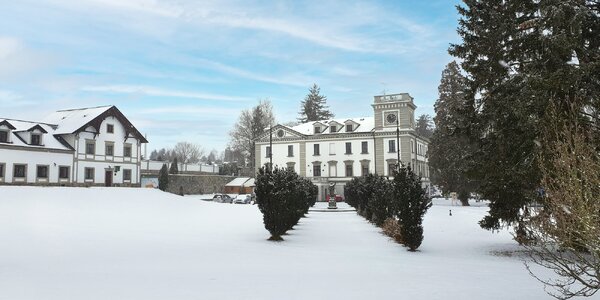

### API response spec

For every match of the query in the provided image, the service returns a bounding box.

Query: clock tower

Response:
[372,93,416,130]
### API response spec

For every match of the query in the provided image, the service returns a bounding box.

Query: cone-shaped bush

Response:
[393,165,432,251]
[255,167,317,241]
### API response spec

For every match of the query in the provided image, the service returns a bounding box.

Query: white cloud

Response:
[0,36,57,81]
[80,84,253,102]
[44,0,431,54]
[0,90,36,108]
[137,105,241,117]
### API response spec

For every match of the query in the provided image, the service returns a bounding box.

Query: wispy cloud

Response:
[137,105,241,116]
[80,84,253,102]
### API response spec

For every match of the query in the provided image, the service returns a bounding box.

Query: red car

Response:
[326,194,344,202]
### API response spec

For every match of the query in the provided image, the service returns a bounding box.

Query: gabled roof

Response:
[0,118,72,151]
[225,177,252,187]
[0,120,16,130]
[42,105,148,143]
[292,117,374,136]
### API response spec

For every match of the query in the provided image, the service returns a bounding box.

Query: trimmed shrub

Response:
[255,167,317,241]
[158,164,169,191]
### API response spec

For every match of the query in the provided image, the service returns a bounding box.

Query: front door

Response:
[105,170,113,187]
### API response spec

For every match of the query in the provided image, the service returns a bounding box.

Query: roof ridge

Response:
[55,105,113,112]
[0,118,58,126]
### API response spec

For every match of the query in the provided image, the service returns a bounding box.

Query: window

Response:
[287,145,294,157]
[314,144,320,156]
[329,143,335,155]
[105,143,114,156]
[0,130,8,143]
[286,162,296,171]
[31,134,41,145]
[123,169,132,181]
[124,144,132,157]
[85,141,95,155]
[313,164,321,177]
[345,142,352,154]
[107,124,114,133]
[345,164,353,177]
[37,165,48,178]
[389,140,396,153]
[59,166,69,179]
[0,163,4,178]
[314,126,321,134]
[361,164,369,176]
[84,167,94,181]
[411,140,415,153]
[388,163,396,176]
[13,164,26,178]
[266,146,272,158]
[361,142,368,154]
[346,124,353,132]
[330,125,337,133]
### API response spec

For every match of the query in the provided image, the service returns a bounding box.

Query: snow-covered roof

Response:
[225,177,252,187]
[0,118,72,151]
[291,117,374,136]
[41,105,112,135]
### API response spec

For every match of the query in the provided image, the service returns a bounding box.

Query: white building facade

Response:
[255,93,430,201]
[0,105,147,187]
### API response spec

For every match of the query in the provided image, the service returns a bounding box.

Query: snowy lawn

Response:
[0,187,580,299]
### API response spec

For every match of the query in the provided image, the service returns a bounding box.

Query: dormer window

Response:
[31,134,41,146]
[330,125,337,133]
[315,126,321,134]
[0,130,8,143]
[346,124,353,132]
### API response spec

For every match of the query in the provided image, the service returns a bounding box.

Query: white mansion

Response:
[0,105,147,186]
[255,93,430,201]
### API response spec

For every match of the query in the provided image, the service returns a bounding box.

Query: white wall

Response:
[303,137,374,178]
[0,148,73,184]
[72,116,142,185]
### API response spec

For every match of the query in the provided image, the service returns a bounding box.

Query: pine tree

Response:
[158,164,169,191]
[298,84,334,123]
[428,61,477,206]
[450,0,600,232]
[169,157,179,174]
[415,114,434,139]
[393,165,431,251]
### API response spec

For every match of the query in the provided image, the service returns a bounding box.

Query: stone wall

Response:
[166,174,236,195]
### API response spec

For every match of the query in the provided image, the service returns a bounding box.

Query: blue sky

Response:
[0,0,462,152]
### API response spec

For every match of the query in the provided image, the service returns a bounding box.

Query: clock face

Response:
[386,113,397,124]
[277,129,285,138]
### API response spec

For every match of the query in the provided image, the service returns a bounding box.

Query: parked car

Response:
[212,194,233,203]
[326,194,344,202]
[234,194,251,204]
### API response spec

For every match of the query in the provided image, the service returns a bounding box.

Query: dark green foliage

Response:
[428,61,478,206]
[158,164,169,191]
[169,157,179,174]
[415,114,434,139]
[255,167,317,241]
[298,84,334,123]
[346,167,431,251]
[392,165,432,251]
[450,0,600,231]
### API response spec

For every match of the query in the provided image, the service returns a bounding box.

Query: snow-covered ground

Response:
[0,187,582,299]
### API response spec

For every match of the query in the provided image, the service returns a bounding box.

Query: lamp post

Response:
[396,116,401,168]
[269,123,273,173]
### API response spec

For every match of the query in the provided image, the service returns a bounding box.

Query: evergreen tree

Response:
[169,157,179,174]
[428,61,477,206]
[393,165,431,251]
[158,164,169,191]
[255,167,317,241]
[415,114,434,139]
[450,0,600,231]
[298,84,334,123]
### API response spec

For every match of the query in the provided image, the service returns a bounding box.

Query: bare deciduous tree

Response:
[229,99,275,168]
[173,142,204,171]
[524,110,600,299]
